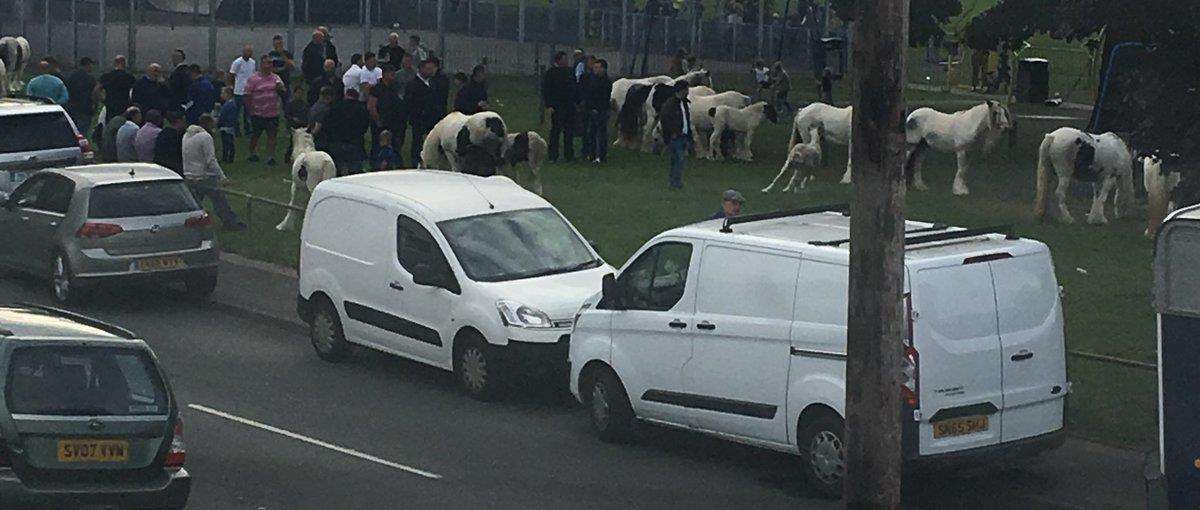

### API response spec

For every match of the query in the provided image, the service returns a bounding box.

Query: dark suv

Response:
[0,304,190,509]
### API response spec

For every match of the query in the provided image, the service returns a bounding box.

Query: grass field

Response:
[208,74,1156,449]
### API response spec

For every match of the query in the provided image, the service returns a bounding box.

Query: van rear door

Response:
[912,262,1004,455]
[990,250,1067,442]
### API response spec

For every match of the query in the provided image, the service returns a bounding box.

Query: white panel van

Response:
[568,206,1068,496]
[298,171,613,399]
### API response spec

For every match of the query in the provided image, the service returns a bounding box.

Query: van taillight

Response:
[75,133,93,155]
[164,419,186,470]
[902,294,920,407]
[185,212,212,229]
[76,222,124,239]
[0,439,10,467]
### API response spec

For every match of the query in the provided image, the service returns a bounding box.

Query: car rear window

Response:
[0,112,77,153]
[6,346,169,417]
[88,180,200,218]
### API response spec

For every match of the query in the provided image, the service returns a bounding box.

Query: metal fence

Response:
[1,0,824,78]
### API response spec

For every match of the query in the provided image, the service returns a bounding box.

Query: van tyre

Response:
[310,300,349,362]
[798,409,846,499]
[50,254,84,305]
[183,270,218,301]
[584,367,636,443]
[454,335,500,401]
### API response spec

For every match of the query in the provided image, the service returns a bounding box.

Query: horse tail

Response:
[904,139,929,187]
[1034,134,1056,220]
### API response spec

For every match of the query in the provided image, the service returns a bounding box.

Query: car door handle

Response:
[49,221,58,227]
[19,216,29,222]
[388,281,405,291]
[1011,350,1034,362]
[696,321,716,331]
[668,320,688,329]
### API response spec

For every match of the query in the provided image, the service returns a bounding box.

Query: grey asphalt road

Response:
[0,263,1146,510]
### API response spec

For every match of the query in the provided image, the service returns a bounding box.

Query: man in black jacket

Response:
[579,59,612,163]
[657,82,692,190]
[153,111,186,175]
[404,59,439,166]
[131,64,170,114]
[326,89,370,175]
[541,51,578,162]
[167,49,191,111]
[302,30,329,104]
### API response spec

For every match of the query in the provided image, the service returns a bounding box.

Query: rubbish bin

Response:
[1015,58,1050,103]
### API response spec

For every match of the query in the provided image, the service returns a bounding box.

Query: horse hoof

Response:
[761,187,772,193]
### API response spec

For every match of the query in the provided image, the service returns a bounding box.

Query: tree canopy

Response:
[830,0,962,47]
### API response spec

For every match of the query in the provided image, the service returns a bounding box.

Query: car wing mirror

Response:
[600,273,624,310]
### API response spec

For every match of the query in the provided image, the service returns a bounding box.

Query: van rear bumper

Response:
[0,467,191,509]
[907,428,1067,467]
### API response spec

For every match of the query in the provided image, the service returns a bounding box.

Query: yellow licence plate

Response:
[932,415,990,439]
[136,256,185,272]
[57,439,130,462]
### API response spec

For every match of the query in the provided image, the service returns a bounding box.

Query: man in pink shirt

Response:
[133,109,164,162]
[243,55,286,166]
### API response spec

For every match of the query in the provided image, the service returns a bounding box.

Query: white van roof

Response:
[323,170,550,222]
[665,211,1046,265]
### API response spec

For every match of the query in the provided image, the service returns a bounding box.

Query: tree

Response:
[830,0,957,46]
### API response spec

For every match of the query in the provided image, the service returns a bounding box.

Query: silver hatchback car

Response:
[0,164,219,304]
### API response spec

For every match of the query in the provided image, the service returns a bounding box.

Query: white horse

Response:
[789,103,853,183]
[419,111,508,175]
[0,36,30,93]
[1143,153,1183,236]
[1033,127,1135,225]
[501,131,548,195]
[707,102,779,162]
[637,70,714,151]
[763,127,822,193]
[905,101,1013,195]
[276,128,336,231]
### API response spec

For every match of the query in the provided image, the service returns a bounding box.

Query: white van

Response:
[568,206,1068,496]
[298,170,613,399]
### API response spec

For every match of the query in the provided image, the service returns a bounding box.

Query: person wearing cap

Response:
[658,81,693,190]
[709,190,745,220]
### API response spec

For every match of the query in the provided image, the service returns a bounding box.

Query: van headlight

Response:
[497,300,553,329]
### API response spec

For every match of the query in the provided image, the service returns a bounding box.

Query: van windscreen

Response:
[438,208,600,282]
[6,346,169,416]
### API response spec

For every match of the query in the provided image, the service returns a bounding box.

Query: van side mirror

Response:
[412,262,460,294]
[599,273,624,310]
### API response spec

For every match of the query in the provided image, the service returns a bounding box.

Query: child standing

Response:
[753,60,771,102]
[374,130,401,171]
[217,86,238,163]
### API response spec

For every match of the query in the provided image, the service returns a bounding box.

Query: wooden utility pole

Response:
[844,0,909,506]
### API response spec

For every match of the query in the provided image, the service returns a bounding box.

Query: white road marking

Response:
[187,403,442,480]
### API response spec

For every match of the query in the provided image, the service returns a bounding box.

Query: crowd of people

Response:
[539,49,614,164]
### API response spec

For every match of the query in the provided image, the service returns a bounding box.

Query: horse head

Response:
[986,100,1013,133]
[503,132,531,166]
[291,127,315,156]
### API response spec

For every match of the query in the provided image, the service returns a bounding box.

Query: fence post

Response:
[288,0,295,55]
[730,22,737,63]
[663,16,668,55]
[362,0,370,55]
[193,0,199,24]
[518,0,525,43]
[467,0,473,35]
[44,0,51,57]
[71,0,78,64]
[249,0,255,27]
[127,0,136,70]
[619,0,627,74]
[305,0,309,24]
[437,0,445,58]
[208,0,216,70]
[756,0,763,59]
[577,0,584,45]
[493,1,499,39]
[99,0,106,69]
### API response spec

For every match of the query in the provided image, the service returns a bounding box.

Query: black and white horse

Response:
[1033,127,1135,225]
[905,101,1013,195]
[419,111,508,176]
[0,36,31,94]
[500,131,548,195]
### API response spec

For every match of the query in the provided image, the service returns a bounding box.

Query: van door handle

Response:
[668,320,688,329]
[388,281,405,291]
[1011,350,1034,362]
[19,216,29,222]
[696,321,716,331]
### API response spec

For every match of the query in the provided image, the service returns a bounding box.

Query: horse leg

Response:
[763,156,794,193]
[1055,176,1075,224]
[1087,176,1116,225]
[275,180,301,231]
[840,138,853,184]
[952,150,970,196]
[528,161,544,196]
[1115,170,1135,219]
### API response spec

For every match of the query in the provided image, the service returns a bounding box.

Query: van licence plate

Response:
[932,415,989,438]
[135,256,185,272]
[57,439,130,462]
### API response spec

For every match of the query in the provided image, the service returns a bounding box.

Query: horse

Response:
[1032,127,1135,225]
[763,127,822,193]
[904,100,1013,195]
[500,131,548,195]
[789,103,853,183]
[1143,152,1184,236]
[276,128,336,231]
[707,102,779,162]
[419,111,508,175]
[636,70,715,151]
[0,36,30,93]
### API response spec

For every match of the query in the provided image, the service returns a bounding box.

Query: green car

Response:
[0,304,190,509]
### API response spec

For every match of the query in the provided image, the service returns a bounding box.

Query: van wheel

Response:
[182,271,218,301]
[798,410,846,499]
[454,334,501,400]
[310,300,349,362]
[584,367,636,442]
[51,254,84,305]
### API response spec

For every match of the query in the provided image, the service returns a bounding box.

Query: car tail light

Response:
[185,212,212,229]
[0,439,11,468]
[76,222,124,239]
[902,294,920,408]
[164,419,186,470]
[75,133,93,156]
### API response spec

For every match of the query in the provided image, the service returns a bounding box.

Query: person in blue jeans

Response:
[657,82,693,190]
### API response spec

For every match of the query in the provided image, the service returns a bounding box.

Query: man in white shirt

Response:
[341,53,364,98]
[357,52,382,102]
[229,45,256,135]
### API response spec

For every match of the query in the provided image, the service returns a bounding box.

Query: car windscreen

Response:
[438,208,601,283]
[88,180,200,218]
[6,346,170,417]
[0,112,77,153]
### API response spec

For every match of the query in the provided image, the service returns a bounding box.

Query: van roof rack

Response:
[810,224,1015,248]
[720,203,849,233]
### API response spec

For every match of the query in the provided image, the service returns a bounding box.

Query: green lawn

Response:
[211,75,1156,449]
